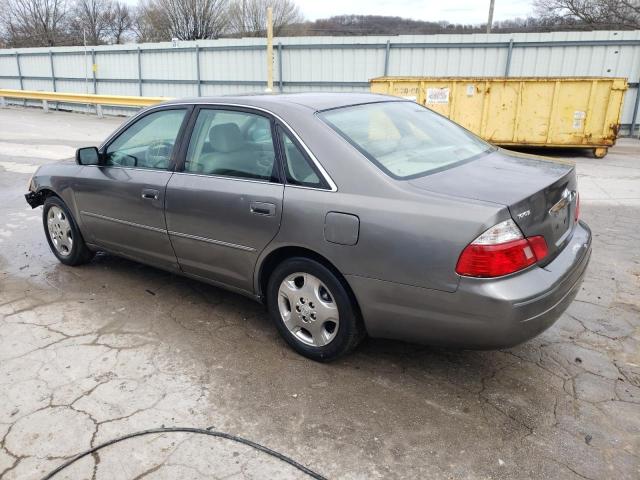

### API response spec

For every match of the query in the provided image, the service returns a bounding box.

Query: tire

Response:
[42,196,94,266]
[266,256,365,362]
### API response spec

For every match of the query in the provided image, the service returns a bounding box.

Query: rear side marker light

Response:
[456,219,548,278]
[575,192,580,222]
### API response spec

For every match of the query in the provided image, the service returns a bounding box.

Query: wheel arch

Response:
[256,245,363,322]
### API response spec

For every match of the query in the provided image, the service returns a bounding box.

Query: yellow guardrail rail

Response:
[0,89,168,113]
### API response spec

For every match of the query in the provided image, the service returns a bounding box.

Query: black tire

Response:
[42,196,94,266]
[266,256,365,362]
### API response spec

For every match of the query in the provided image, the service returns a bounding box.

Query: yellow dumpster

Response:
[370,77,628,158]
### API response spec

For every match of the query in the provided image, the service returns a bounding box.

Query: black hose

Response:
[41,426,328,480]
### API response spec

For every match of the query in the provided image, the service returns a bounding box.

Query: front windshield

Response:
[319,101,493,179]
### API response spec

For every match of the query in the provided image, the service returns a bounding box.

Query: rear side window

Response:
[278,127,328,189]
[184,109,278,182]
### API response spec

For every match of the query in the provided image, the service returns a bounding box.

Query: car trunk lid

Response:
[408,149,578,262]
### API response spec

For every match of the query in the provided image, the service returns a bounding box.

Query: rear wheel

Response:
[267,257,364,361]
[593,147,608,158]
[43,196,94,266]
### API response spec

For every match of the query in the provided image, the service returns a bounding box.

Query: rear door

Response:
[164,106,284,293]
[75,106,191,270]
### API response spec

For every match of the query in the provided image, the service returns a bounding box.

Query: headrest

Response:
[209,123,243,153]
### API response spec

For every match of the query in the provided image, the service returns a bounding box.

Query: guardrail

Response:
[0,89,167,117]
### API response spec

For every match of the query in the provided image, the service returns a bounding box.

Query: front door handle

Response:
[141,188,159,200]
[250,201,276,216]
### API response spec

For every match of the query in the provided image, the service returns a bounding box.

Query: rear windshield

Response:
[319,101,492,179]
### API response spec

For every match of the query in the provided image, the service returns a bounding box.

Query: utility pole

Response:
[266,6,274,92]
[487,0,495,34]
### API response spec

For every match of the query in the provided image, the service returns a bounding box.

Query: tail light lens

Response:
[456,219,548,278]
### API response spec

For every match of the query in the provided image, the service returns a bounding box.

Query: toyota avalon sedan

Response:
[25,93,591,361]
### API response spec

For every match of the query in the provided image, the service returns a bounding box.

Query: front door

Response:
[165,107,284,293]
[75,107,190,270]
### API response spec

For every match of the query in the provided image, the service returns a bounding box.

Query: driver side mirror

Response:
[76,147,100,166]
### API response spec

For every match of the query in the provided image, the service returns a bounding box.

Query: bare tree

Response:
[227,0,303,36]
[105,0,133,44]
[0,0,69,47]
[68,0,112,45]
[534,0,640,29]
[137,0,228,41]
[134,0,167,42]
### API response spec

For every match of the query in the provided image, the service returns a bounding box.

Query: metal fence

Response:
[1,30,639,134]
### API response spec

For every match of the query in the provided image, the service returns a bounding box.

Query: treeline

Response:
[0,0,303,47]
[293,14,631,37]
[1,0,638,49]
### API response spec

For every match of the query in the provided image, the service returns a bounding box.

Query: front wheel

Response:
[43,196,94,266]
[267,257,365,362]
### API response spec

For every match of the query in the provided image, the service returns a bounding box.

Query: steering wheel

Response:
[145,140,174,168]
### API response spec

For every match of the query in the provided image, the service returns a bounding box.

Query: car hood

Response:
[408,148,574,206]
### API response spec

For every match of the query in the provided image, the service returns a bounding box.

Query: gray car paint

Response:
[27,93,592,348]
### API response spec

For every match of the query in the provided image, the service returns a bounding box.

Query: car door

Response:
[74,106,191,270]
[164,106,284,293]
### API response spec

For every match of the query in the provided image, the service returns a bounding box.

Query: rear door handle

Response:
[250,201,276,216]
[141,188,159,200]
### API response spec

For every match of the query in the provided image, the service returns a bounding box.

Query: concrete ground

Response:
[0,106,638,480]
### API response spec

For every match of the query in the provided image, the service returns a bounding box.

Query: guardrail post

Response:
[195,45,202,96]
[96,104,104,118]
[278,42,283,92]
[137,47,143,96]
[0,97,6,108]
[505,38,514,76]
[42,100,49,112]
[384,40,391,76]
[631,79,640,138]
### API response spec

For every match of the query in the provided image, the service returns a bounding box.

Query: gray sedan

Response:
[25,93,592,361]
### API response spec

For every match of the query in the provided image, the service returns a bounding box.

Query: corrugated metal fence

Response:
[1,30,639,134]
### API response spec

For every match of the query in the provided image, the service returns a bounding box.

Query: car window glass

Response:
[279,130,324,188]
[320,102,491,179]
[185,109,277,182]
[105,109,187,170]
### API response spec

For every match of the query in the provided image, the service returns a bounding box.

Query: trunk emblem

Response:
[516,210,531,219]
[549,189,576,216]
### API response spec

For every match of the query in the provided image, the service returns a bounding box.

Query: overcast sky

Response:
[122,1,535,25]
[295,0,534,24]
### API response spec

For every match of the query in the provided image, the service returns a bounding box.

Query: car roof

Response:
[161,92,404,112]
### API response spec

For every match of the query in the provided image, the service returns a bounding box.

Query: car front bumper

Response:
[347,221,592,349]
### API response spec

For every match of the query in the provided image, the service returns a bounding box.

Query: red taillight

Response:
[456,219,548,278]
[574,192,580,222]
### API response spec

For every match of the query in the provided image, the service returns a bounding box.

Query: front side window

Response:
[278,128,326,189]
[185,109,277,182]
[319,101,492,179]
[105,109,187,169]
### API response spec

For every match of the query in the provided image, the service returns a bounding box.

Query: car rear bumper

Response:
[347,221,592,349]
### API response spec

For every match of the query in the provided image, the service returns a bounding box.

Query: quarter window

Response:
[278,128,326,189]
[105,109,187,170]
[185,109,278,182]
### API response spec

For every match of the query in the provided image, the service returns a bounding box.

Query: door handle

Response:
[141,189,159,200]
[250,201,276,216]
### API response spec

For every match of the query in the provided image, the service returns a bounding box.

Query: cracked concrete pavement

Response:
[0,106,638,479]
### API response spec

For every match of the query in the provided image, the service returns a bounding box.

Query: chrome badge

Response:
[549,188,576,216]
